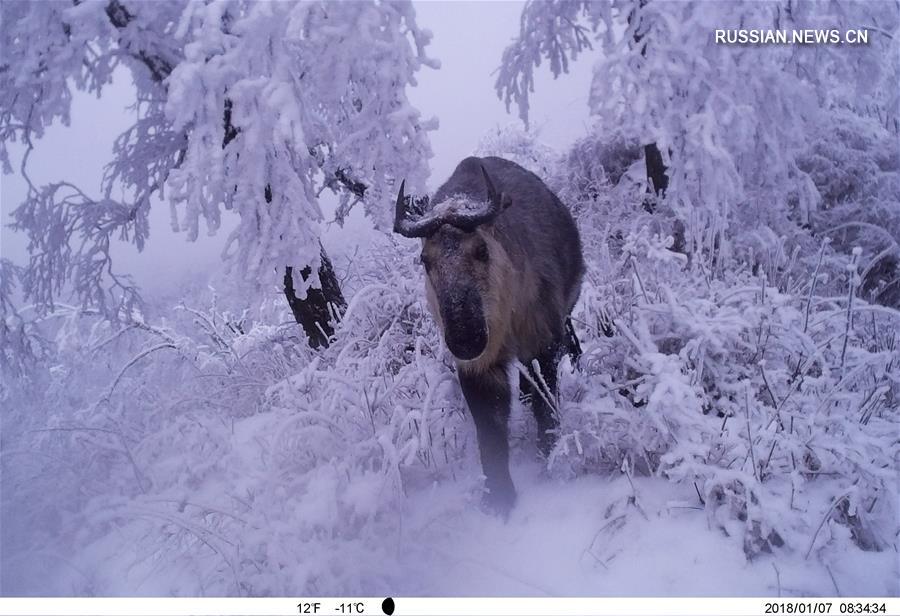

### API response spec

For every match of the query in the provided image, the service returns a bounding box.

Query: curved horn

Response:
[393,181,444,238]
[393,179,408,234]
[442,201,502,232]
[394,166,512,237]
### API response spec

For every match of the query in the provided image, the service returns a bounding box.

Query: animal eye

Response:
[474,242,489,263]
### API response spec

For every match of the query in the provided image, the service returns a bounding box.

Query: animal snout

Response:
[441,289,488,361]
[446,325,487,360]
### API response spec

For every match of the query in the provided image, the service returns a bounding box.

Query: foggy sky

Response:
[0,1,595,295]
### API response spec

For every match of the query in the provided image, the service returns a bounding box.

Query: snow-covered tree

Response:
[496,0,898,266]
[474,123,560,181]
[1,0,437,347]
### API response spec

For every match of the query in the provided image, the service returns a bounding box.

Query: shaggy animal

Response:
[394,156,584,515]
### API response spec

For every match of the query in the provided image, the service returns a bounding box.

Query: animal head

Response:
[394,166,513,364]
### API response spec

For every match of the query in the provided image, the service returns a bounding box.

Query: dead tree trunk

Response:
[644,143,669,198]
[641,142,669,212]
[262,185,347,349]
[283,247,347,349]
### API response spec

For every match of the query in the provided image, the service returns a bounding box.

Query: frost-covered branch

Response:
[1,0,439,351]
[9,179,143,319]
[495,0,610,126]
[497,0,899,263]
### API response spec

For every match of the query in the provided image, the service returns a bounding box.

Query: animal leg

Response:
[524,345,562,459]
[458,366,516,517]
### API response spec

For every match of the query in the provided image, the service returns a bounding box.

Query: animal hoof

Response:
[481,484,517,519]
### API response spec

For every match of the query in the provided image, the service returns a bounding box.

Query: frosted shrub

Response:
[489,0,897,565]
[474,124,560,182]
[554,217,899,558]
[798,109,900,308]
[1,244,471,595]
[559,132,641,195]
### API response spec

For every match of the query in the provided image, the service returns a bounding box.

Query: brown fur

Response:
[422,225,545,380]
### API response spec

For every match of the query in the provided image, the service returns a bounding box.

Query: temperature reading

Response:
[298,602,321,614]
[336,602,365,614]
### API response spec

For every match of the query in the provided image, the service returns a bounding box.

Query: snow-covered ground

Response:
[5,411,896,596]
[396,474,897,597]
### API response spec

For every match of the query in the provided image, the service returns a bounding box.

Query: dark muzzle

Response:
[441,288,488,361]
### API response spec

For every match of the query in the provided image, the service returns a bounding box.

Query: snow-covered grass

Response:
[2,135,899,597]
[3,217,898,596]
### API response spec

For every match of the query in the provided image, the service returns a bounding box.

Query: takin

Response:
[393,156,584,516]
